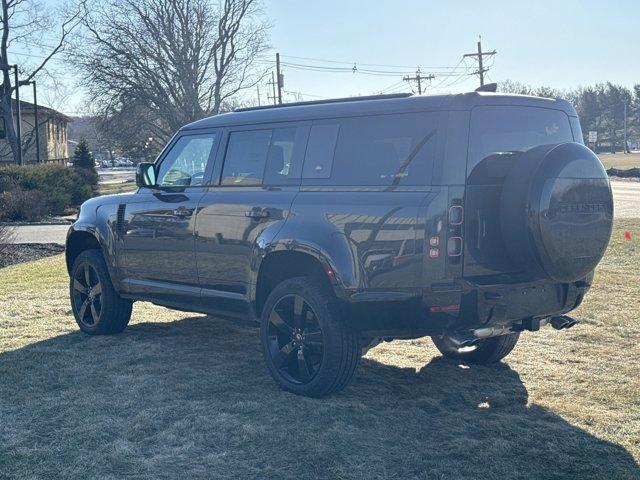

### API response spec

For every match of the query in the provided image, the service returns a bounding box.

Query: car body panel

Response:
[66,92,593,337]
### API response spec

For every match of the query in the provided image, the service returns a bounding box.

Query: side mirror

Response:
[136,162,157,188]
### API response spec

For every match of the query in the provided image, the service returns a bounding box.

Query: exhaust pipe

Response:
[550,315,579,330]
[472,325,512,338]
[447,334,480,349]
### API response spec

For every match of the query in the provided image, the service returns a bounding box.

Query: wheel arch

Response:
[67,225,125,294]
[252,249,340,318]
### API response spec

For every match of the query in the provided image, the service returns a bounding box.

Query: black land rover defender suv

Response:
[66,91,613,397]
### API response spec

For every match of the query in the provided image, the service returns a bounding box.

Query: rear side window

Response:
[221,127,299,186]
[302,112,439,186]
[468,106,574,179]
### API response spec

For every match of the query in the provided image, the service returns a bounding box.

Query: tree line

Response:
[500,80,640,153]
[2,0,638,164]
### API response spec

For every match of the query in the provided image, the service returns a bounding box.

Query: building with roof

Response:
[0,100,71,165]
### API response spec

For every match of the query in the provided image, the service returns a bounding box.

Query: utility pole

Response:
[403,69,434,95]
[275,53,283,104]
[463,36,496,87]
[256,85,261,106]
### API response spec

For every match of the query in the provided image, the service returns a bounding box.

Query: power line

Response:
[277,53,471,70]
[377,79,408,94]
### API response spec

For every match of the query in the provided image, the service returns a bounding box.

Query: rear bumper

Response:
[449,273,593,332]
[342,274,592,338]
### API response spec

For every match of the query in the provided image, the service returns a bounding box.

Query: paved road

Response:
[611,180,640,219]
[6,224,70,245]
[98,168,136,185]
[4,180,638,246]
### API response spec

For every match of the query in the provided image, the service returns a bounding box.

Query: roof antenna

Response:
[475,82,498,92]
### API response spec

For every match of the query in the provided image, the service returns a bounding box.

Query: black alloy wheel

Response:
[260,277,360,397]
[69,249,133,335]
[72,261,103,327]
[266,294,324,384]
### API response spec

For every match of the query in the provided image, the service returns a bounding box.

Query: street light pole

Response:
[19,79,40,163]
[623,102,628,154]
[13,65,23,166]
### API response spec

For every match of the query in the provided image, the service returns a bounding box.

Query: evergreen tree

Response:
[72,138,98,188]
[72,138,96,170]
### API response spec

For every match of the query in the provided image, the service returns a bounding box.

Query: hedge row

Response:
[0,164,97,222]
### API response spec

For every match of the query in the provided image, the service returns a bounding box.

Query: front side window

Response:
[302,113,439,186]
[156,134,215,187]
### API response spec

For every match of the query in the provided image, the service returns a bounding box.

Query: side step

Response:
[550,315,580,330]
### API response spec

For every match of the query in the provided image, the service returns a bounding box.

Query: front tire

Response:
[432,332,520,364]
[70,250,133,335]
[260,276,360,397]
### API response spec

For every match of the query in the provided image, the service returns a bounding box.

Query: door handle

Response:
[173,207,194,217]
[245,208,269,220]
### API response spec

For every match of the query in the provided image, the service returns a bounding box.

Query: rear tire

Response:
[260,276,360,397]
[432,332,520,364]
[70,250,133,335]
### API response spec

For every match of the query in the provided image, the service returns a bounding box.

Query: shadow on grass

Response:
[1,315,638,480]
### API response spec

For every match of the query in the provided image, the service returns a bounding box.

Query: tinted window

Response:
[302,124,340,179]
[156,134,215,187]
[221,130,272,186]
[569,116,584,144]
[263,128,298,185]
[222,128,301,186]
[468,106,574,177]
[302,113,439,186]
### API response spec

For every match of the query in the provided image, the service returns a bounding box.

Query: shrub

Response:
[0,223,13,251]
[0,164,95,220]
[0,184,50,222]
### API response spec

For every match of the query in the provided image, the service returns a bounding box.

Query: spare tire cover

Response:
[500,142,613,283]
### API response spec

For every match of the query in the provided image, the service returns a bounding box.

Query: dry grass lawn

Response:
[598,152,640,170]
[98,182,137,196]
[1,221,639,479]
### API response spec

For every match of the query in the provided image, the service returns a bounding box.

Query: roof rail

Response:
[234,93,413,112]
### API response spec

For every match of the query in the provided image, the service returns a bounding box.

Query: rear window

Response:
[302,112,439,186]
[468,106,574,178]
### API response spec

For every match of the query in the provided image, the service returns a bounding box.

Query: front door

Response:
[195,124,308,315]
[122,131,218,304]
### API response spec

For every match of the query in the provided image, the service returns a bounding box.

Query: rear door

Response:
[463,106,576,278]
[122,130,218,302]
[294,112,444,292]
[194,123,309,315]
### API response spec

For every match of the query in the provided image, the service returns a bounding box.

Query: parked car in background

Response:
[66,91,614,397]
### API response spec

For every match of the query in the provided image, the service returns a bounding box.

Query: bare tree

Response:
[73,0,269,147]
[0,0,84,164]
